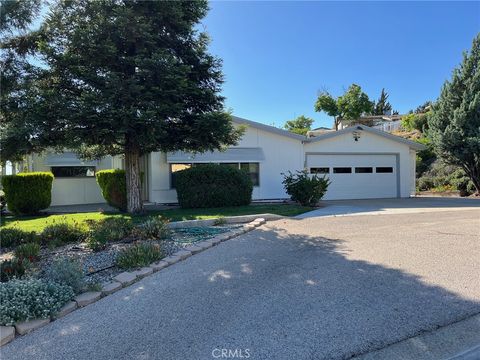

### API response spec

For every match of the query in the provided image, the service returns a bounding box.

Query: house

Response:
[20,116,424,206]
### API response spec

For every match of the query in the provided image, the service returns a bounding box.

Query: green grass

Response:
[0,204,313,233]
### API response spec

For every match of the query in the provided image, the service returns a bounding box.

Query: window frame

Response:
[376,167,394,173]
[333,167,352,174]
[310,167,330,174]
[355,167,373,174]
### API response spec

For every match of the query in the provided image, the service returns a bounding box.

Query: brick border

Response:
[0,218,266,346]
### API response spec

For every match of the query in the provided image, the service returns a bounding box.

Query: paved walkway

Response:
[2,209,479,360]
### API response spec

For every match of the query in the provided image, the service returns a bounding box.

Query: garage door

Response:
[306,154,397,200]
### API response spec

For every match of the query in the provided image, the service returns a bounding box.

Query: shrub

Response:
[134,216,170,240]
[116,243,162,269]
[417,176,435,191]
[0,190,5,212]
[282,170,330,206]
[96,169,127,211]
[0,278,74,325]
[175,164,253,208]
[41,222,87,248]
[0,258,26,282]
[86,217,134,251]
[1,172,54,215]
[44,257,85,294]
[0,228,38,249]
[14,243,40,262]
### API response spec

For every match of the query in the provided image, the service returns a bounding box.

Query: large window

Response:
[240,163,260,186]
[51,166,95,178]
[170,163,192,188]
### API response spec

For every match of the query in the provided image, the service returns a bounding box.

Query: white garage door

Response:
[306,154,398,200]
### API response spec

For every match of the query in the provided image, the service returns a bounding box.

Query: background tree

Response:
[283,115,314,136]
[314,84,373,130]
[428,33,480,194]
[372,88,393,115]
[1,0,242,213]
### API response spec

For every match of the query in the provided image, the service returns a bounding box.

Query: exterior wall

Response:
[304,131,415,198]
[148,124,305,203]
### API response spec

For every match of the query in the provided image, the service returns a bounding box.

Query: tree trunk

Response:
[125,145,143,213]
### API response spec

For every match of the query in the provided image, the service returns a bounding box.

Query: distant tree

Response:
[372,88,393,115]
[315,84,373,130]
[428,34,480,194]
[284,115,314,136]
[414,101,432,114]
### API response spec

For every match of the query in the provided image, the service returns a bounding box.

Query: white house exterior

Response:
[21,116,424,206]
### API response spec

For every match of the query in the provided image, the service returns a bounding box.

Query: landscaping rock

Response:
[101,281,122,296]
[0,326,15,346]
[174,250,192,260]
[163,255,181,265]
[15,318,50,335]
[75,291,102,307]
[113,272,137,286]
[150,260,169,272]
[183,245,203,254]
[132,267,153,279]
[53,301,77,319]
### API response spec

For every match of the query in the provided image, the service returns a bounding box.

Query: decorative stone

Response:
[53,301,77,319]
[74,291,102,307]
[15,318,50,335]
[113,272,137,286]
[0,326,15,346]
[254,217,266,225]
[132,267,153,279]
[150,260,169,272]
[163,255,181,265]
[101,282,122,296]
[183,245,203,254]
[173,250,192,260]
[244,224,256,230]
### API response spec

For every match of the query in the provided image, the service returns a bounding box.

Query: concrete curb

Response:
[167,214,281,228]
[1,218,266,347]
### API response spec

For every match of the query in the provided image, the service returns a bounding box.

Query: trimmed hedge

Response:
[1,172,54,215]
[96,169,127,211]
[175,164,253,208]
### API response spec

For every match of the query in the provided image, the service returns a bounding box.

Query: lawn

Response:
[0,204,313,233]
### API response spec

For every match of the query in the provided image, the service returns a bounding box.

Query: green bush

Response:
[0,278,74,325]
[116,243,163,269]
[86,217,134,251]
[41,222,87,248]
[0,258,26,282]
[175,164,253,208]
[0,228,38,249]
[44,257,85,294]
[282,170,330,206]
[134,216,170,240]
[0,190,5,212]
[96,169,127,211]
[14,243,40,262]
[1,172,54,215]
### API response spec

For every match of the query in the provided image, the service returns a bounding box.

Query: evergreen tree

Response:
[373,88,393,115]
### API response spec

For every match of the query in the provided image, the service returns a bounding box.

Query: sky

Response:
[202,1,480,129]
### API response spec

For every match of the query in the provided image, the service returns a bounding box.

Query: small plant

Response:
[213,216,227,226]
[0,228,38,249]
[0,258,26,282]
[86,218,134,251]
[134,216,170,240]
[44,257,85,294]
[0,278,74,325]
[41,222,87,248]
[14,243,41,262]
[282,170,330,206]
[116,243,162,269]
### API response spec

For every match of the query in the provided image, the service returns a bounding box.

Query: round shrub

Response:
[44,257,85,295]
[0,278,74,325]
[0,258,26,282]
[1,172,54,215]
[116,243,163,269]
[282,170,330,206]
[14,243,40,262]
[0,228,38,249]
[134,216,170,240]
[41,222,87,248]
[96,169,127,211]
[175,164,253,208]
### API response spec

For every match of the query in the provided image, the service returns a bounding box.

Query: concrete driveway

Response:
[2,206,480,360]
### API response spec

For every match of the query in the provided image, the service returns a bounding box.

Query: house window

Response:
[376,167,394,173]
[355,167,373,173]
[333,167,352,174]
[240,163,260,186]
[310,167,329,174]
[170,163,191,188]
[51,166,96,178]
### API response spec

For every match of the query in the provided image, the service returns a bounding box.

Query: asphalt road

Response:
[2,210,479,360]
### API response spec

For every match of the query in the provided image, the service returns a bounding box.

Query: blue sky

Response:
[202,1,480,129]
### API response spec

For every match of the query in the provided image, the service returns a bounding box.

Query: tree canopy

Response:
[283,115,314,136]
[428,33,480,194]
[373,88,393,115]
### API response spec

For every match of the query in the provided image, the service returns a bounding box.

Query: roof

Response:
[232,116,307,141]
[305,124,426,150]
[167,147,265,163]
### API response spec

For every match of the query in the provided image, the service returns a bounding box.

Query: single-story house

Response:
[21,116,425,206]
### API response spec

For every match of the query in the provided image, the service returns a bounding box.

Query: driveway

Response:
[2,207,480,360]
